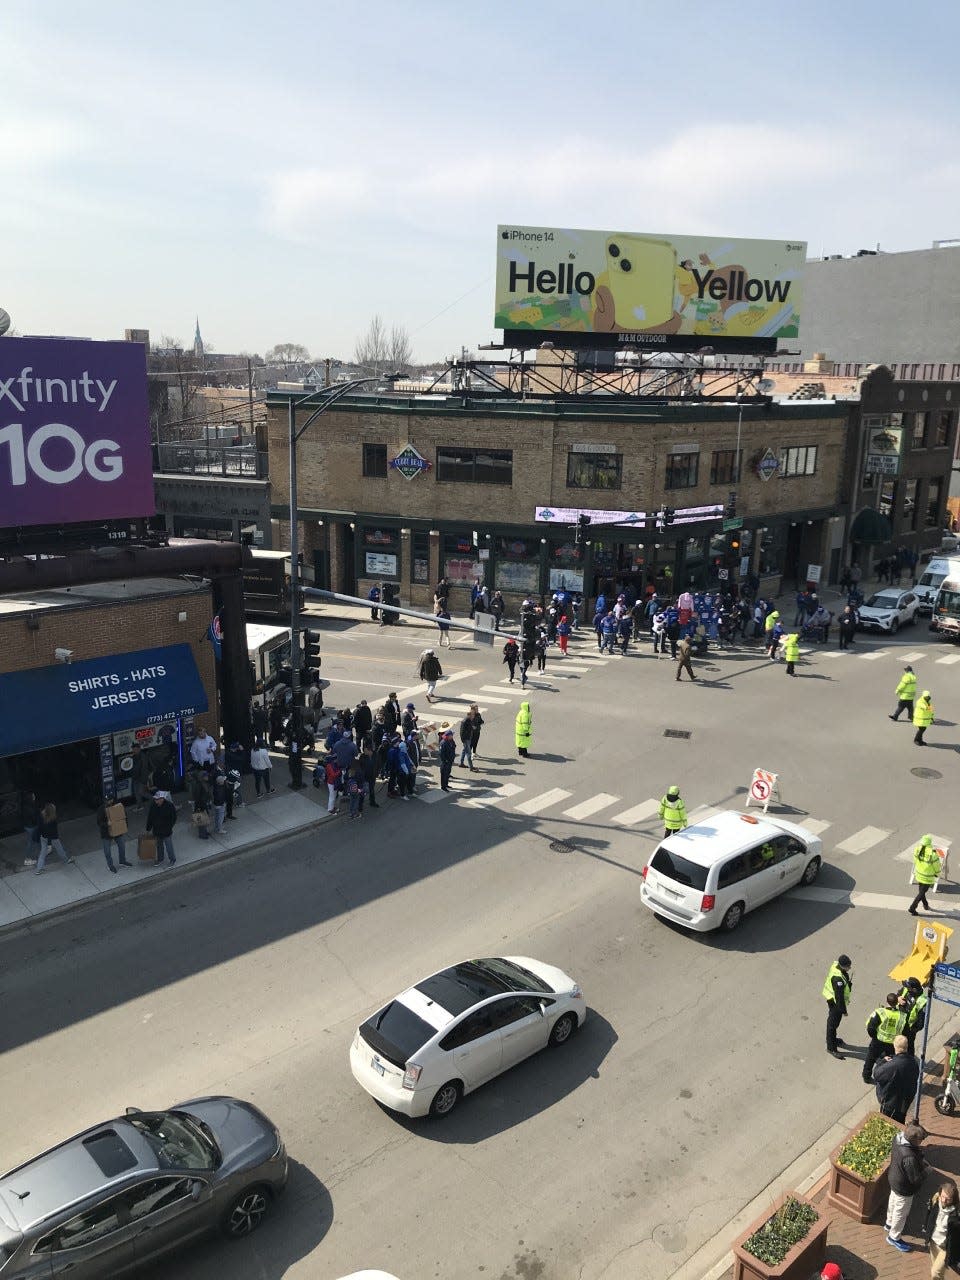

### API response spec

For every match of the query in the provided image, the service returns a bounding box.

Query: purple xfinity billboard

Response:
[0,336,154,528]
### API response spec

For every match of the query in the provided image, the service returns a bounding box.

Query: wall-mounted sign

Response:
[535,504,722,525]
[390,444,431,479]
[864,425,903,477]
[365,551,398,576]
[755,449,780,482]
[0,336,153,527]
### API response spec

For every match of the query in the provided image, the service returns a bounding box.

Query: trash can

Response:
[380,582,399,625]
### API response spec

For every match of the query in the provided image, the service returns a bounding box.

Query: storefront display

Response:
[442,534,481,585]
[495,537,540,593]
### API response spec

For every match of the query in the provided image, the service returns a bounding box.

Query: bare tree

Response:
[149,335,204,437]
[387,324,413,373]
[266,342,310,365]
[354,315,387,373]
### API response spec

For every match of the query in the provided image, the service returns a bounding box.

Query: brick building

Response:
[0,578,220,836]
[267,392,849,613]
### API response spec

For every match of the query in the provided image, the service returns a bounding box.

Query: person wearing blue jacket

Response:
[600,611,618,654]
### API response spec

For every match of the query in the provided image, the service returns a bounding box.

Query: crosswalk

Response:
[813,646,960,664]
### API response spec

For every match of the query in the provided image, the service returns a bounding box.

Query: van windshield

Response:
[920,571,945,588]
[938,589,960,614]
[650,846,709,890]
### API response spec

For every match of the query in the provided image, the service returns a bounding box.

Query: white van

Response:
[640,810,822,932]
[915,557,960,614]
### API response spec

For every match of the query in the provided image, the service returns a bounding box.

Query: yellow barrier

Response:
[889,919,953,986]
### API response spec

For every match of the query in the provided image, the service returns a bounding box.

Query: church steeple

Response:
[193,317,204,361]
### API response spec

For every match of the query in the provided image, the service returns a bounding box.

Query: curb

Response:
[670,1003,960,1280]
[0,813,329,941]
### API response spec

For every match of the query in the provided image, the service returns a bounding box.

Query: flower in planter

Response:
[835,1114,899,1180]
[743,1196,819,1266]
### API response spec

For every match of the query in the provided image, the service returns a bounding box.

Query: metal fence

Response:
[154,442,268,479]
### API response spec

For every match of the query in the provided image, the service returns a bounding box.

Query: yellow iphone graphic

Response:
[604,235,676,328]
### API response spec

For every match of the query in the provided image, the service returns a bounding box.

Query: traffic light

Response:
[575,513,592,546]
[655,506,676,531]
[726,490,737,518]
[301,629,321,680]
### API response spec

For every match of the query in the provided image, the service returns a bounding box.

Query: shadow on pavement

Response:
[135,1159,331,1280]
[390,1011,617,1145]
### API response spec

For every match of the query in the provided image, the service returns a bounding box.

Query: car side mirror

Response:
[191,1181,203,1201]
[539,1001,548,1016]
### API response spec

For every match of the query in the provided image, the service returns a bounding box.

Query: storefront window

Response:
[495,537,540,593]
[758,526,786,575]
[412,531,430,584]
[362,527,399,579]
[442,533,481,585]
[549,539,585,593]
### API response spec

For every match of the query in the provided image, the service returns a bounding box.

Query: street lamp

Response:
[287,374,399,729]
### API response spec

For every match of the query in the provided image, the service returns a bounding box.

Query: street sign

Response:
[723,517,744,532]
[718,568,729,580]
[745,767,781,813]
[935,963,960,1009]
[806,563,822,584]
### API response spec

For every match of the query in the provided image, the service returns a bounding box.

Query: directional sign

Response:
[934,962,960,1009]
[723,517,744,532]
[746,767,780,813]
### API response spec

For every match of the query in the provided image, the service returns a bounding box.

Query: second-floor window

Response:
[566,452,622,489]
[362,443,387,477]
[436,447,513,485]
[665,451,699,489]
[710,449,741,485]
[779,445,818,477]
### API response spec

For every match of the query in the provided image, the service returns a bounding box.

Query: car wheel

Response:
[221,1186,272,1239]
[548,1013,577,1047]
[720,901,744,931]
[801,856,821,886]
[890,619,899,634]
[429,1081,462,1118]
[936,1093,956,1116]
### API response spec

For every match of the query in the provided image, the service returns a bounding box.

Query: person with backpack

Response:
[323,756,342,814]
[438,729,456,791]
[534,630,549,673]
[502,637,519,682]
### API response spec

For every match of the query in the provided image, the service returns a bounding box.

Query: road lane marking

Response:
[480,685,526,696]
[514,788,572,815]
[789,886,924,911]
[859,649,890,660]
[801,819,832,836]
[902,652,925,662]
[562,793,620,821]
[467,783,525,807]
[936,654,960,664]
[896,834,952,862]
[835,825,890,855]
[396,669,479,700]
[611,799,660,826]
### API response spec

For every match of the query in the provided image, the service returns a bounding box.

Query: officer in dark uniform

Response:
[822,954,853,1060]
[899,977,928,1056]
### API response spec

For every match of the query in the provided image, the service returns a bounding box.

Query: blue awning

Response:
[0,643,209,758]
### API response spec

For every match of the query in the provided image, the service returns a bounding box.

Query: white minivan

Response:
[916,556,960,614]
[640,810,822,932]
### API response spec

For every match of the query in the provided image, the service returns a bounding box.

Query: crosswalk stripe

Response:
[428,703,487,716]
[513,788,572,815]
[480,685,526,696]
[561,793,620,820]
[790,886,925,912]
[612,798,660,826]
[458,693,510,704]
[835,825,890,855]
[896,834,953,863]
[802,819,832,836]
[550,663,592,672]
[901,652,925,662]
[859,650,890,661]
[418,789,447,804]
[467,783,525,808]
[936,654,960,665]
[687,805,723,823]
[817,650,843,659]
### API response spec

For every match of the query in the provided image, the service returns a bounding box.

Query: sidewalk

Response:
[709,1061,960,1280]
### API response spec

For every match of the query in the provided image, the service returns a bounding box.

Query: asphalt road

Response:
[2,611,959,1279]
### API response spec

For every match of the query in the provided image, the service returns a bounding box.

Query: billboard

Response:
[496,225,806,353]
[0,336,154,528]
[864,422,904,476]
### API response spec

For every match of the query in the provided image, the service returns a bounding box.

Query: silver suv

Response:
[0,1096,287,1277]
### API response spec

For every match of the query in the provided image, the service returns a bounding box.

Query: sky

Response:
[4,1,960,364]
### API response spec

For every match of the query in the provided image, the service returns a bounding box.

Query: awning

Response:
[850,507,893,545]
[0,643,208,758]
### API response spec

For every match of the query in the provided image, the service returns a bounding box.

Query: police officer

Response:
[899,977,928,1056]
[913,689,935,746]
[783,632,800,677]
[823,954,853,1060]
[889,665,916,722]
[863,992,907,1083]
[659,786,688,839]
[909,834,941,915]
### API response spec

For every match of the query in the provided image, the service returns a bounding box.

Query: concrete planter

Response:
[732,1191,829,1280]
[827,1112,903,1223]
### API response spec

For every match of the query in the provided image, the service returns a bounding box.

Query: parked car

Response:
[640,810,822,933]
[857,588,919,633]
[350,956,586,1118]
[0,1097,287,1277]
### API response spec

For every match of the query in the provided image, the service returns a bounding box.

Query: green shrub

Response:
[743,1197,819,1266]
[836,1114,899,1180]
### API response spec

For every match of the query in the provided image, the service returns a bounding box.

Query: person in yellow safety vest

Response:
[659,785,688,839]
[763,608,779,636]
[863,991,908,1083]
[783,632,800,677]
[889,665,916,722]
[514,701,532,758]
[823,954,853,1060]
[913,690,935,746]
[898,976,927,1056]
[909,834,941,916]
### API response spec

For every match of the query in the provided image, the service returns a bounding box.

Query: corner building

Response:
[268,393,848,614]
